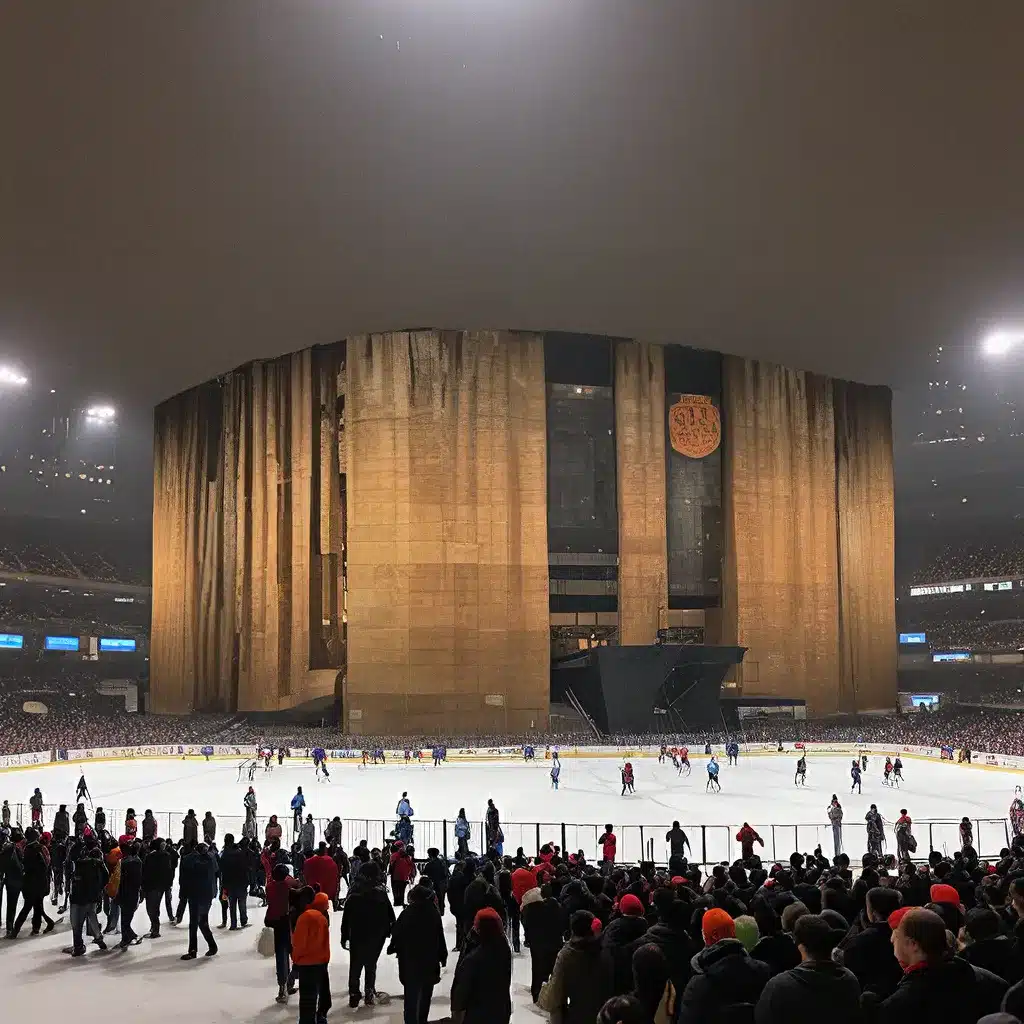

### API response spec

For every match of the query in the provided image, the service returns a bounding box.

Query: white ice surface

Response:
[0,754,1020,1023]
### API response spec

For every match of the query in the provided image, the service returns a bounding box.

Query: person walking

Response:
[63,842,108,956]
[0,831,24,937]
[388,841,416,907]
[11,828,59,937]
[388,882,448,1024]
[218,833,250,930]
[116,840,144,948]
[265,862,299,1004]
[827,796,844,857]
[341,861,396,1007]
[292,890,332,1024]
[142,838,173,938]
[179,842,218,960]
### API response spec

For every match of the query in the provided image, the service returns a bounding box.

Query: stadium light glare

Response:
[981,328,1024,357]
[0,366,28,387]
[85,404,117,422]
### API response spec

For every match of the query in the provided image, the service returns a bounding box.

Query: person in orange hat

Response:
[292,890,331,1024]
[674,908,769,1023]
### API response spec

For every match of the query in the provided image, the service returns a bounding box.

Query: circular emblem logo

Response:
[669,394,721,458]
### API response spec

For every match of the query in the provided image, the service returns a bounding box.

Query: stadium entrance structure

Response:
[150,331,896,732]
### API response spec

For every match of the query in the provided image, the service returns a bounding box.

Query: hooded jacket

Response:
[303,852,340,899]
[340,877,396,949]
[674,939,772,1024]
[292,892,331,965]
[754,958,860,1024]
[541,934,614,1024]
[387,886,448,984]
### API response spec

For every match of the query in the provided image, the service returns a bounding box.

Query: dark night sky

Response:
[2,0,1024,413]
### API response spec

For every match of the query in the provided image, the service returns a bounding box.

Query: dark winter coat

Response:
[219,844,249,889]
[542,934,614,1024]
[181,814,199,846]
[340,881,396,950]
[835,920,902,998]
[751,933,801,977]
[117,853,143,907]
[960,934,1024,985]
[602,914,650,995]
[450,934,513,1024]
[70,854,108,906]
[876,955,1007,1024]
[21,841,50,899]
[675,938,771,1024]
[421,854,450,898]
[179,847,218,902]
[463,876,507,926]
[753,959,860,1024]
[521,895,566,955]
[142,848,174,892]
[629,920,696,996]
[387,891,448,984]
[0,842,23,884]
[141,814,158,841]
[53,809,70,840]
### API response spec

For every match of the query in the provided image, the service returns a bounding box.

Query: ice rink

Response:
[0,752,1021,1024]
[5,751,1021,864]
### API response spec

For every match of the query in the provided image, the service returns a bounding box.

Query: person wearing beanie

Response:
[627,894,695,997]
[451,906,513,1024]
[603,895,650,995]
[676,908,769,1023]
[521,883,566,1002]
[754,914,860,1024]
[387,882,448,1024]
[878,907,1007,1024]
[539,909,614,1024]
[734,914,760,953]
[291,890,331,1024]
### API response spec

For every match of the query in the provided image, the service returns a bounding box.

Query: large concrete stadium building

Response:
[150,331,896,731]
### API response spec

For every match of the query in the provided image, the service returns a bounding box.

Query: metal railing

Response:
[6,803,1013,869]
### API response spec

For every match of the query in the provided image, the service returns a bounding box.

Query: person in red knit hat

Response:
[450,907,513,1024]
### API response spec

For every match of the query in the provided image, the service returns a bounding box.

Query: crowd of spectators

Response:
[906,539,1024,586]
[0,514,150,586]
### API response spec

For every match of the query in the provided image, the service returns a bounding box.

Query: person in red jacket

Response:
[599,824,617,869]
[736,823,764,861]
[265,863,299,1003]
[302,843,340,904]
[388,842,416,907]
[511,863,538,905]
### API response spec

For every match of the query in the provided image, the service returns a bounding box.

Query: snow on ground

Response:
[0,753,1020,1024]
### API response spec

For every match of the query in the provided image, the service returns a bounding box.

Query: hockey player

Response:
[396,792,414,818]
[659,744,667,764]
[827,795,844,857]
[959,816,973,851]
[277,747,286,766]
[620,762,635,795]
[403,747,412,763]
[726,740,739,767]
[318,757,331,782]
[894,808,916,863]
[794,755,807,786]
[706,756,721,793]
[291,786,306,832]
[550,760,561,790]
[523,745,535,761]
[850,759,862,794]
[1010,788,1024,838]
[243,786,257,839]
[865,804,885,858]
[75,774,90,806]
[30,787,43,828]
[247,760,258,783]
[861,753,868,772]
[883,757,894,787]
[893,757,904,783]
[678,746,691,776]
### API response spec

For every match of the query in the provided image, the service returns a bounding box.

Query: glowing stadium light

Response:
[85,404,117,423]
[0,366,28,387]
[981,328,1024,357]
